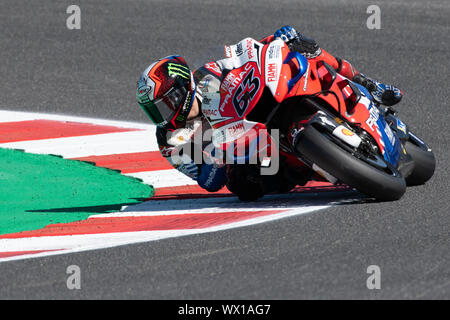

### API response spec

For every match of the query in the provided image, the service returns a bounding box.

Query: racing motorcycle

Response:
[201,38,436,201]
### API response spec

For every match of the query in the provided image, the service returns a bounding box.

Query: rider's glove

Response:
[274,25,299,43]
[353,73,403,106]
[275,26,322,58]
[197,163,227,192]
[197,148,227,192]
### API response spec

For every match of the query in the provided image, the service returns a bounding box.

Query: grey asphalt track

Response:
[0,0,449,299]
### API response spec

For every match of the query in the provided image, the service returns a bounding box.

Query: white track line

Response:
[101,192,331,218]
[0,130,159,158]
[0,110,155,130]
[126,169,197,188]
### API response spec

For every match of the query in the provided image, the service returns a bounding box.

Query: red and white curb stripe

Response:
[0,110,339,262]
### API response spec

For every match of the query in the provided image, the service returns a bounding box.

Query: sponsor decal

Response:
[227,122,244,135]
[203,108,218,117]
[202,96,212,105]
[384,123,396,146]
[268,45,280,60]
[220,72,239,94]
[267,63,278,82]
[167,63,190,80]
[332,125,362,148]
[341,128,354,136]
[224,45,232,58]
[397,118,407,134]
[235,42,243,56]
[204,166,219,188]
[136,77,152,103]
[175,91,192,122]
[366,105,380,132]
[363,105,387,154]
[246,39,254,59]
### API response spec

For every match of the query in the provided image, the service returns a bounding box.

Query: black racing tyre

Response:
[404,140,436,186]
[226,165,265,201]
[296,126,406,201]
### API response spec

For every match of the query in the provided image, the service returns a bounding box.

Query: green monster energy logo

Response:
[167,63,190,79]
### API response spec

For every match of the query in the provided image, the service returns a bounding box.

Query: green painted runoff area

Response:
[0,148,154,235]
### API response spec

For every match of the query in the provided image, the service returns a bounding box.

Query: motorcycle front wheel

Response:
[296,125,406,201]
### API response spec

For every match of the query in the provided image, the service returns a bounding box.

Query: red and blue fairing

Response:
[352,82,402,166]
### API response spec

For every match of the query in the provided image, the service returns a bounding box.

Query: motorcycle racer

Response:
[136,25,403,199]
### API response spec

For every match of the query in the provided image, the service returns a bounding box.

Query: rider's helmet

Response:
[136,55,196,128]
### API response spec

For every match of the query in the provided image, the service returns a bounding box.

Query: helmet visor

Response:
[153,84,188,123]
[139,84,188,126]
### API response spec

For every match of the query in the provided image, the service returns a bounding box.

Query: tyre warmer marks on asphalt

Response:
[0,110,351,262]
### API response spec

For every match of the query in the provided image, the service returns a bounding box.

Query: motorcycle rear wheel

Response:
[296,126,406,201]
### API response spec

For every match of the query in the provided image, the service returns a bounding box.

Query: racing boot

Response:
[353,73,403,106]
